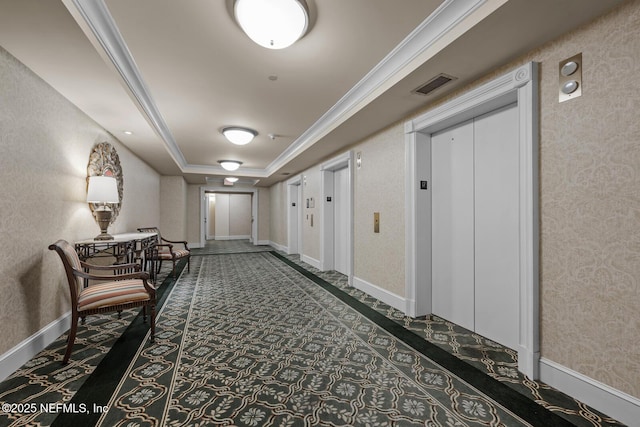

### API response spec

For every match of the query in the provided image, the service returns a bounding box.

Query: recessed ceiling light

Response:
[123,131,133,135]
[218,160,243,171]
[222,127,257,145]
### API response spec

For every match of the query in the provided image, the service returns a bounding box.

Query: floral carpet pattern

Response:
[97,252,540,426]
[0,241,626,426]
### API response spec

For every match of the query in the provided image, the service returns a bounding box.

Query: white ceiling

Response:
[0,0,624,186]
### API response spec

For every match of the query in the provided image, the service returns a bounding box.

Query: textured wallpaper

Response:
[353,125,406,297]
[0,46,160,355]
[269,182,286,247]
[299,166,322,261]
[268,0,639,399]
[534,1,640,397]
[257,188,270,243]
[159,176,187,240]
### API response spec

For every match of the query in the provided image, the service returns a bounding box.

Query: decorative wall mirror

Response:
[87,142,123,225]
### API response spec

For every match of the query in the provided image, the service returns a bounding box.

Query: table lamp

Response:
[87,176,119,240]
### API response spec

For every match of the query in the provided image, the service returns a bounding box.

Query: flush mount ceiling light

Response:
[218,160,243,171]
[222,126,257,145]
[234,0,309,49]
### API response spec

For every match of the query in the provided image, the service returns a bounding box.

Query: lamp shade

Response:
[222,127,257,145]
[218,160,243,171]
[87,176,119,203]
[234,0,309,49]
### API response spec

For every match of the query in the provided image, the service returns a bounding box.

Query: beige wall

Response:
[0,46,160,355]
[532,1,639,398]
[257,187,270,243]
[353,125,406,296]
[207,195,216,238]
[186,184,201,245]
[269,182,286,247]
[268,0,640,398]
[229,194,252,237]
[300,166,321,263]
[212,193,252,238]
[185,185,271,246]
[214,193,231,239]
[159,176,187,241]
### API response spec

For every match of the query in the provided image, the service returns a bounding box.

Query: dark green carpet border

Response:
[51,258,188,427]
[269,251,577,427]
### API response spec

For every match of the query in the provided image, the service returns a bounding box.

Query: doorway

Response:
[206,192,253,241]
[287,175,303,255]
[431,104,519,350]
[321,152,353,282]
[199,187,258,247]
[404,62,539,378]
[332,167,349,275]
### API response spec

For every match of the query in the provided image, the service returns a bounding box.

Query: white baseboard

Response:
[0,312,70,382]
[301,254,322,270]
[539,357,639,426]
[214,235,251,241]
[353,276,406,313]
[269,241,287,252]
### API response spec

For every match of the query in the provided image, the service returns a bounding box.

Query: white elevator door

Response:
[333,167,349,275]
[431,103,519,350]
[432,119,475,332]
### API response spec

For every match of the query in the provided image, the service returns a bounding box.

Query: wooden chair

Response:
[48,240,156,364]
[137,227,190,277]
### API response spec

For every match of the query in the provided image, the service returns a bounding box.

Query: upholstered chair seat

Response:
[49,239,156,364]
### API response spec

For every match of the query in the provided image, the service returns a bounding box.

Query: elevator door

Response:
[333,167,349,275]
[431,103,519,350]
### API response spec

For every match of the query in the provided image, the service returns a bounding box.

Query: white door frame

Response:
[321,151,354,284]
[199,186,258,247]
[205,193,216,240]
[286,175,303,255]
[404,62,540,378]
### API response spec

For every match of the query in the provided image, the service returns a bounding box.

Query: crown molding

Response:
[264,0,489,176]
[63,0,188,170]
[65,0,490,179]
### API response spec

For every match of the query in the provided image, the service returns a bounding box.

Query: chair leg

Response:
[171,259,177,277]
[187,256,190,273]
[142,305,147,323]
[149,304,156,341]
[63,313,79,364]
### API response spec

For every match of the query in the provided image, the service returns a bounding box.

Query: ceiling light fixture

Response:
[218,160,243,171]
[225,177,239,183]
[222,126,257,145]
[234,0,309,49]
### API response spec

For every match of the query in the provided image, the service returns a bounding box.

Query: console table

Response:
[75,232,158,280]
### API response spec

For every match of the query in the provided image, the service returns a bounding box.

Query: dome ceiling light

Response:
[234,0,309,49]
[218,160,243,171]
[225,177,239,183]
[222,126,257,145]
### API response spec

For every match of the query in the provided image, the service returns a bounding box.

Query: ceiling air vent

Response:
[412,73,457,96]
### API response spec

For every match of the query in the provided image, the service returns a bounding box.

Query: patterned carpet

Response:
[0,241,626,426]
[95,252,543,426]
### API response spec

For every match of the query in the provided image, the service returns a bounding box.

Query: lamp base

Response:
[94,232,115,241]
[94,208,114,241]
